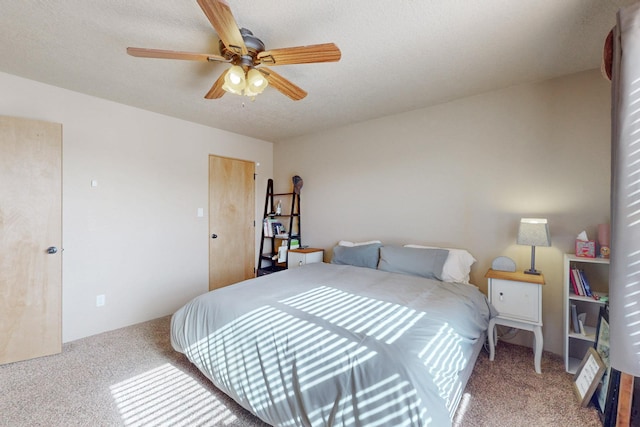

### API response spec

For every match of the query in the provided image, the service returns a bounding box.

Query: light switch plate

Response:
[96,294,105,307]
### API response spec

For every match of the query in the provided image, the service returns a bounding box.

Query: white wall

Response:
[274,69,611,356]
[0,68,611,354]
[0,72,273,342]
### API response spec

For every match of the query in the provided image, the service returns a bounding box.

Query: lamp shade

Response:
[245,68,268,96]
[222,65,246,95]
[517,218,551,247]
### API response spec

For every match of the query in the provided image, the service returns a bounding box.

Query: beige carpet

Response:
[0,316,601,426]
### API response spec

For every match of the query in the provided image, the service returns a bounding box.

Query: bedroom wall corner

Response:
[0,71,274,343]
[272,68,611,356]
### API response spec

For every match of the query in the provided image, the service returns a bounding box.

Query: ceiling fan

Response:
[127,0,341,101]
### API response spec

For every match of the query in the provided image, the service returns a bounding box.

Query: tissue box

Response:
[575,240,596,258]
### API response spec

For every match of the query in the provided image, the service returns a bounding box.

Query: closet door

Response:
[0,116,62,365]
[208,155,255,290]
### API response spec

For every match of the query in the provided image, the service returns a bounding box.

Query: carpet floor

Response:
[0,316,601,426]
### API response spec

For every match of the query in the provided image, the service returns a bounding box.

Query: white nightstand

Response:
[485,269,545,373]
[287,248,324,269]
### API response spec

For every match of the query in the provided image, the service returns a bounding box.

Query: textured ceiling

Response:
[0,1,634,142]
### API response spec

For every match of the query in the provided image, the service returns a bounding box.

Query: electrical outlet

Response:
[96,294,105,307]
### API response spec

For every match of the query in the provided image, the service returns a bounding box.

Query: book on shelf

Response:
[577,312,587,335]
[570,267,594,297]
[578,269,593,297]
[271,221,283,236]
[578,319,586,335]
[263,218,285,237]
[571,268,585,296]
[570,268,582,296]
[571,303,580,334]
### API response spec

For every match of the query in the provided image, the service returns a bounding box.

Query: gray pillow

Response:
[331,243,382,269]
[378,246,449,280]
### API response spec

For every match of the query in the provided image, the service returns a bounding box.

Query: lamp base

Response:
[524,269,542,275]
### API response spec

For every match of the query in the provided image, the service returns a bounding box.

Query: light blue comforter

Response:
[171,262,494,426]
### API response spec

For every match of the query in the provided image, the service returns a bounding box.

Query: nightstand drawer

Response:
[490,278,540,323]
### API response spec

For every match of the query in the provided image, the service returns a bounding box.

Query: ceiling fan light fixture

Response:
[222,65,246,95]
[246,68,268,95]
[243,87,258,97]
[128,0,342,102]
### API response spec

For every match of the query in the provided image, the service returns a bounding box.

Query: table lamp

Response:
[517,218,551,275]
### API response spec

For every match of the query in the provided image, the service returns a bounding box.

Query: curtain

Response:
[610,2,640,375]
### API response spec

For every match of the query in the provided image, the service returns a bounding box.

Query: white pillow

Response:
[404,244,476,284]
[338,240,383,247]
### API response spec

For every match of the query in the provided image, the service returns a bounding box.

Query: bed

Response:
[171,244,495,426]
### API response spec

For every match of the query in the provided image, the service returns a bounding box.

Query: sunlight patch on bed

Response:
[185,302,379,412]
[280,374,430,427]
[418,322,468,415]
[281,286,425,344]
[182,286,436,424]
[110,363,237,426]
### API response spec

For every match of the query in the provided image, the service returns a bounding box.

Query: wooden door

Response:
[0,116,62,365]
[208,155,255,291]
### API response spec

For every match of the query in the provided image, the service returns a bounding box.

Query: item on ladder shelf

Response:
[293,175,303,194]
[257,178,302,276]
[278,241,288,263]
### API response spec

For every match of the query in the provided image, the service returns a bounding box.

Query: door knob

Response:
[47,246,58,254]
[211,234,218,239]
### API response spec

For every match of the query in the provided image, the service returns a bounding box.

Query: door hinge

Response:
[254,173,256,180]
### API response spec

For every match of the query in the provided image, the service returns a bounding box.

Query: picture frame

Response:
[592,305,611,415]
[573,347,606,407]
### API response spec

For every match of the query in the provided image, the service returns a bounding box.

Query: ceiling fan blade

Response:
[205,70,227,99]
[260,67,307,101]
[258,43,341,66]
[197,0,247,56]
[127,47,229,63]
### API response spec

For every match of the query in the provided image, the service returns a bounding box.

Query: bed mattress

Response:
[171,262,494,426]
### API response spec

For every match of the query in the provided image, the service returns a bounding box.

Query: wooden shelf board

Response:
[569,329,596,342]
[566,254,610,264]
[569,292,608,303]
